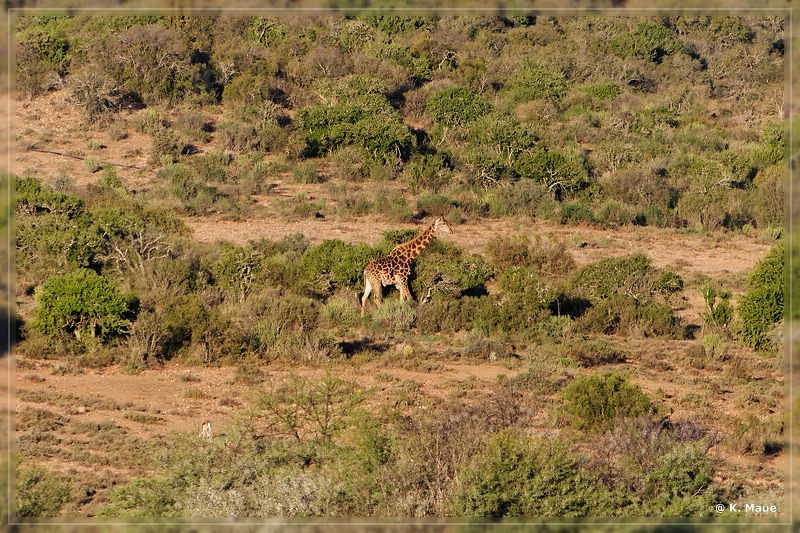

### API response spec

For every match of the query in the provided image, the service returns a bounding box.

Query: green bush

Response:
[293,161,323,184]
[737,242,784,350]
[566,339,626,367]
[560,202,596,225]
[576,293,682,338]
[563,372,655,431]
[571,254,683,303]
[34,268,136,343]
[372,299,417,332]
[450,429,610,517]
[416,296,475,334]
[15,464,73,518]
[298,94,413,159]
[485,234,533,270]
[426,86,493,127]
[644,445,716,516]
[299,239,380,295]
[211,244,266,303]
[583,83,622,100]
[512,148,590,200]
[609,22,683,63]
[483,180,554,218]
[409,241,495,301]
[701,284,733,335]
[149,126,183,165]
[405,153,453,193]
[320,293,361,332]
[504,62,570,102]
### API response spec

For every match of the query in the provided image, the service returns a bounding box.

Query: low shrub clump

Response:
[563,372,656,431]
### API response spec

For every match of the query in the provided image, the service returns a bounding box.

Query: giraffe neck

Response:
[396,222,436,261]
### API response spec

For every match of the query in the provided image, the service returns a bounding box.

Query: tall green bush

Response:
[737,242,785,350]
[34,268,136,342]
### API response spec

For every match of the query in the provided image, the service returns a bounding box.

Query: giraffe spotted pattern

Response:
[361,216,453,316]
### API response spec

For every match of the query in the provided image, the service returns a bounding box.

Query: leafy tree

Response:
[571,254,682,303]
[16,178,103,282]
[34,268,136,342]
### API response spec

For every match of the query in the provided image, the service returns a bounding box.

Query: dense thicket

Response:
[16,15,786,231]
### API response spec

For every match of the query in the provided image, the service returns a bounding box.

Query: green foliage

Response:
[298,95,413,159]
[426,86,493,127]
[737,242,785,350]
[255,372,367,445]
[149,126,183,166]
[98,477,181,518]
[404,152,453,193]
[293,161,322,184]
[211,244,265,303]
[512,148,590,199]
[570,254,683,338]
[101,24,196,104]
[571,254,682,303]
[563,372,655,431]
[299,239,380,295]
[485,234,533,270]
[609,22,684,63]
[34,268,136,343]
[313,74,389,101]
[409,240,496,301]
[504,62,570,102]
[415,295,477,334]
[159,164,228,215]
[16,17,72,75]
[16,176,84,218]
[483,180,554,218]
[15,180,101,282]
[15,464,73,518]
[451,429,610,517]
[467,114,540,165]
[644,446,715,516]
[560,202,596,225]
[707,16,753,43]
[701,284,733,334]
[372,300,416,332]
[753,122,785,168]
[583,83,622,100]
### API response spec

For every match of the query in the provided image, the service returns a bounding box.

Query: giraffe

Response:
[361,216,453,316]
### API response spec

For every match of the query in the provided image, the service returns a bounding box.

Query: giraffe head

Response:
[433,216,453,235]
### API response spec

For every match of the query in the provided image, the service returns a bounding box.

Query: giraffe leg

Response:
[397,277,413,302]
[361,273,372,316]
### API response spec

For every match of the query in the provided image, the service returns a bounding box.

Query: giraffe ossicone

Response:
[361,216,453,316]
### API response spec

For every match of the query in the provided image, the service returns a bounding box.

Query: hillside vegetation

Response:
[13,15,787,519]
